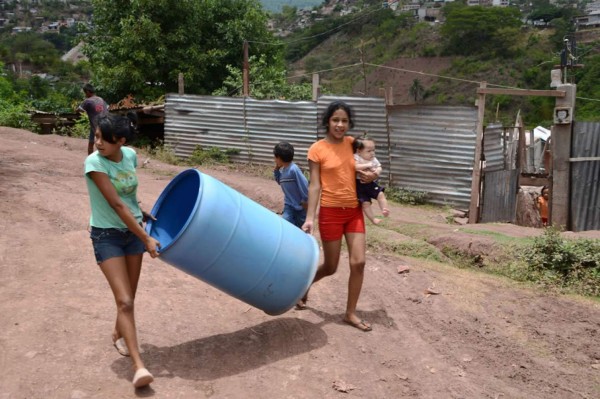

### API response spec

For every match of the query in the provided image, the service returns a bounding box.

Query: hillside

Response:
[282,2,599,125]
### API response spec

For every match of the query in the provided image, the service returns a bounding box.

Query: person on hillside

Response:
[78,83,109,155]
[273,141,309,228]
[353,136,390,225]
[84,112,160,388]
[537,186,549,227]
[298,100,379,332]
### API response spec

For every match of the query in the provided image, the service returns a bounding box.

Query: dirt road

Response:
[1,127,599,399]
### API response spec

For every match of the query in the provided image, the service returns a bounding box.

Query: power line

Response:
[287,62,362,79]
[576,96,600,102]
[286,61,600,102]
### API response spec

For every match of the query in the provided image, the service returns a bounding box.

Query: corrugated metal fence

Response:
[388,105,477,208]
[164,94,477,209]
[571,121,600,232]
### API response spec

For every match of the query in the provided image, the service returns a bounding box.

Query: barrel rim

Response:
[145,168,202,254]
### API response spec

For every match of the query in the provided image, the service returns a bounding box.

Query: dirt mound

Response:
[357,57,454,104]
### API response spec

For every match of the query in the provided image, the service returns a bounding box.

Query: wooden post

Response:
[517,114,525,171]
[178,73,184,95]
[312,73,320,101]
[550,84,576,229]
[243,40,249,97]
[360,40,367,95]
[468,82,486,223]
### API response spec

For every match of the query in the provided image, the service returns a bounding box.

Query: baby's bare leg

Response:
[377,192,390,217]
[362,201,381,225]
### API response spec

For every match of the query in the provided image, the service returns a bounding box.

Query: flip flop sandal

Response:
[295,298,308,310]
[343,318,372,332]
[113,337,130,357]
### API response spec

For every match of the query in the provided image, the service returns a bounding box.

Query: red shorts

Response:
[318,206,365,241]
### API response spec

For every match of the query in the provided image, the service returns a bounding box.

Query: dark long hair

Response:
[96,112,138,144]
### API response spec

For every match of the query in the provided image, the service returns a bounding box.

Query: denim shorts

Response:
[282,204,307,228]
[90,226,145,264]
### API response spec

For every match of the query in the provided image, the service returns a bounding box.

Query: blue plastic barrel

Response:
[145,169,319,315]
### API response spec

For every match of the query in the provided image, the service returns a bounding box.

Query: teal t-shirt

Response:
[84,146,142,228]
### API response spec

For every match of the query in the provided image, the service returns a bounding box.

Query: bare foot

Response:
[372,218,381,225]
[382,208,390,217]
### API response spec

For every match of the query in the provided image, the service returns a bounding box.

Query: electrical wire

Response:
[284,60,600,102]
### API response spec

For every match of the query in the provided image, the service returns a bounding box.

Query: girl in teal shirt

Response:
[84,112,160,388]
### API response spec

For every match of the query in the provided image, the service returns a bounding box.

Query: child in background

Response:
[353,137,389,225]
[537,186,549,227]
[273,141,309,228]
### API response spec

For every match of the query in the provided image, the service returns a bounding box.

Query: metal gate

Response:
[480,169,520,223]
[480,125,520,223]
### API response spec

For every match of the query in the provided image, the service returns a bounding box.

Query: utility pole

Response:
[360,40,367,95]
[243,40,249,97]
[559,35,583,84]
[178,73,184,95]
[312,73,320,101]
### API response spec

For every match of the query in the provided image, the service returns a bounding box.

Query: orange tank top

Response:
[307,136,358,208]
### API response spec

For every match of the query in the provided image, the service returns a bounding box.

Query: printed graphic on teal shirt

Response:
[113,170,137,196]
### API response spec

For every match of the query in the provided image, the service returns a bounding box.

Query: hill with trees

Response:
[275,0,600,126]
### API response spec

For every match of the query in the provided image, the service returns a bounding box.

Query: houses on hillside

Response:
[271,0,526,35]
[0,0,90,35]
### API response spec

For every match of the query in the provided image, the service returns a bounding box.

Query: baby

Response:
[353,137,389,225]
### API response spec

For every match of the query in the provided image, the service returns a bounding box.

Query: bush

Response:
[187,145,239,166]
[0,100,38,131]
[144,143,181,165]
[386,186,428,205]
[520,228,600,296]
[53,113,88,139]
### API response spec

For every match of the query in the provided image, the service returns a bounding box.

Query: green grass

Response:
[366,224,445,262]
[456,227,534,245]
[369,216,600,299]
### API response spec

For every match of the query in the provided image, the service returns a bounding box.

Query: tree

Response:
[573,54,600,121]
[409,79,424,103]
[0,62,15,100]
[527,3,562,23]
[212,54,314,100]
[441,4,522,58]
[85,0,281,102]
[1,32,60,71]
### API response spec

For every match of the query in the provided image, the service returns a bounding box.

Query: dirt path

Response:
[1,128,599,399]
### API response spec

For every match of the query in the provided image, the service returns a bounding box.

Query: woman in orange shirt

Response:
[299,100,378,332]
